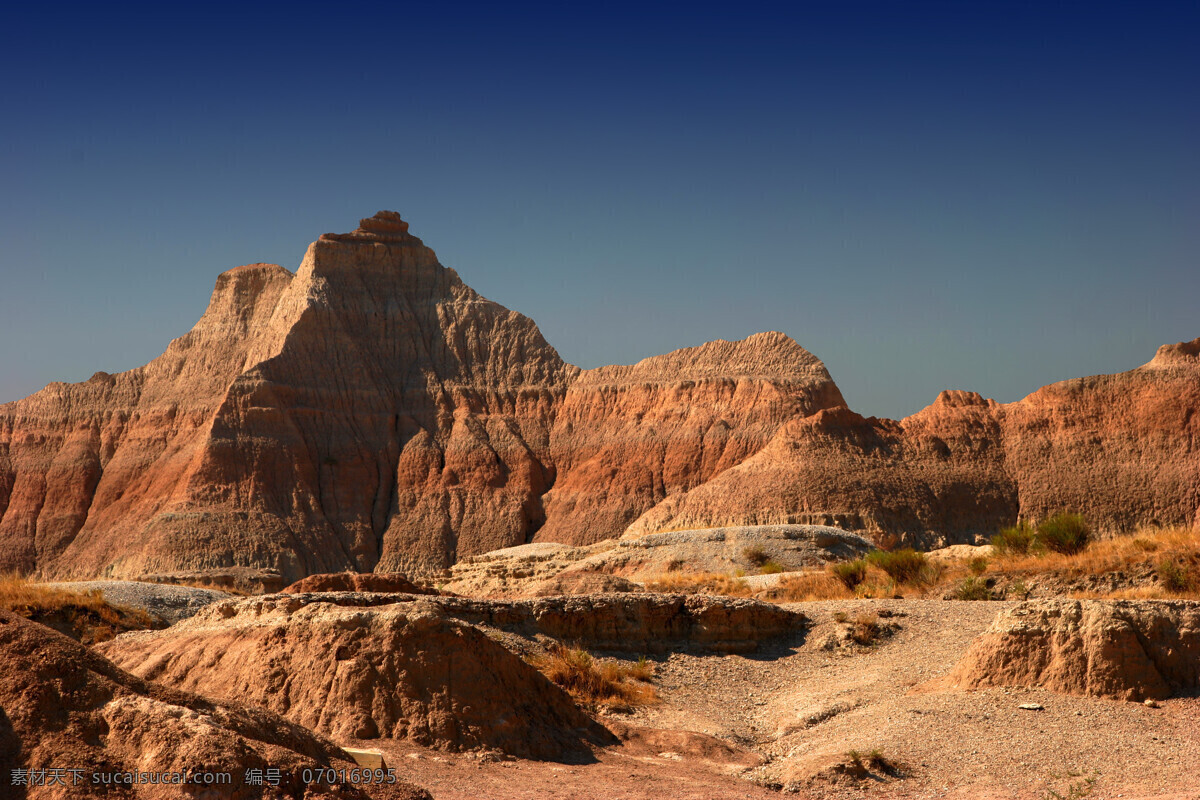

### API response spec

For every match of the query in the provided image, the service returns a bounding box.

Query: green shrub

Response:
[831,559,868,589]
[1036,513,1091,555]
[992,522,1037,556]
[759,559,784,574]
[865,549,928,585]
[953,576,991,601]
[1157,559,1194,593]
[968,555,989,575]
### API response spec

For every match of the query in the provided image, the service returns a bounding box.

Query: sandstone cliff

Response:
[944,599,1200,701]
[624,344,1200,547]
[1,213,577,579]
[537,332,845,545]
[0,212,1195,581]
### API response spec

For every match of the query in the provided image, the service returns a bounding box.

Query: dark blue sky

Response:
[2,1,1197,416]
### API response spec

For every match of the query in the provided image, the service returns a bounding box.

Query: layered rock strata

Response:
[0,611,429,800]
[0,211,1196,582]
[945,599,1200,701]
[98,595,616,761]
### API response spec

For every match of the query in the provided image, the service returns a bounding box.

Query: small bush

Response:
[831,559,868,589]
[1157,559,1194,593]
[531,644,658,711]
[953,576,991,601]
[1132,537,1160,553]
[833,610,849,623]
[968,555,989,575]
[759,559,784,574]
[849,613,880,645]
[1036,513,1091,555]
[865,549,928,585]
[992,522,1037,556]
[742,546,770,566]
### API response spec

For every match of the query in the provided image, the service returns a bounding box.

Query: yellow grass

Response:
[0,574,156,642]
[529,644,659,711]
[763,571,854,601]
[642,571,754,597]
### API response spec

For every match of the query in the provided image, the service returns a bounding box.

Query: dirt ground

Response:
[361,599,1200,800]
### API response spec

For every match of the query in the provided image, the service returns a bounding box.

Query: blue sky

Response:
[1,1,1197,416]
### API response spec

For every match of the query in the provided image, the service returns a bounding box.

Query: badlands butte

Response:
[0,210,1197,582]
[2,212,1200,800]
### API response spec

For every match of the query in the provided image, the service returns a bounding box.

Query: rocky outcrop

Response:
[344,591,807,654]
[537,333,846,545]
[97,595,615,761]
[0,610,429,799]
[624,347,1200,547]
[443,525,873,597]
[1,212,577,580]
[944,599,1200,701]
[281,572,438,595]
[0,211,1195,581]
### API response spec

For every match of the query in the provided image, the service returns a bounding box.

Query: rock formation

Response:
[0,211,1195,582]
[280,572,439,595]
[944,599,1200,701]
[537,333,846,544]
[623,345,1200,547]
[443,525,873,596]
[0,610,429,799]
[97,595,616,761]
[1,212,577,580]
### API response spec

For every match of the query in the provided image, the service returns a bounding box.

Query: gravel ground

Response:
[45,580,231,624]
[622,599,1200,799]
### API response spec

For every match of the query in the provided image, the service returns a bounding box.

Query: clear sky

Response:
[1,1,1196,417]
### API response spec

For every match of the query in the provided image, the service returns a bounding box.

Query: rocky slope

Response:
[97,594,616,761]
[0,610,429,799]
[1,212,577,579]
[945,599,1200,701]
[1,212,1195,581]
[625,343,1200,547]
[537,333,846,545]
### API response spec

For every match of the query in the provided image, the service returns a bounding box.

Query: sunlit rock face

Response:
[0,212,1195,581]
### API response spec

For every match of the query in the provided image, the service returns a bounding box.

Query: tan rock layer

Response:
[0,212,1196,581]
[97,595,616,761]
[944,599,1200,701]
[0,610,429,799]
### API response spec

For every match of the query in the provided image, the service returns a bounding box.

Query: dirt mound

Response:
[281,572,438,595]
[593,524,873,577]
[0,611,429,799]
[98,596,615,761]
[405,592,806,654]
[945,599,1200,701]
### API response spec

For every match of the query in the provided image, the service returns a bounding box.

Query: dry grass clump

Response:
[865,549,939,586]
[845,749,902,778]
[831,559,868,589]
[766,571,854,601]
[848,612,880,645]
[530,644,658,711]
[643,571,753,596]
[983,523,1200,599]
[0,574,157,643]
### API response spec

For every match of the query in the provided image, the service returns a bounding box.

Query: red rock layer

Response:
[625,344,1200,545]
[0,213,576,579]
[0,212,1195,580]
[536,332,846,544]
